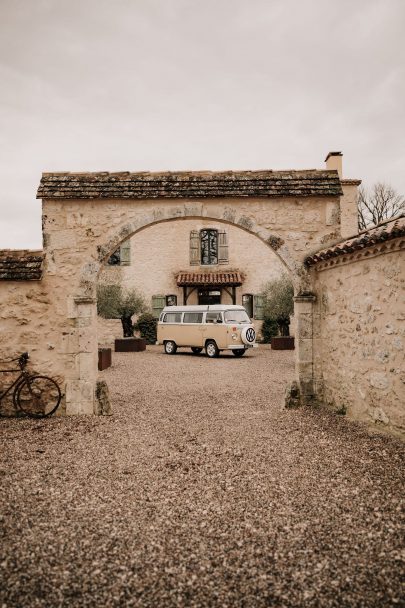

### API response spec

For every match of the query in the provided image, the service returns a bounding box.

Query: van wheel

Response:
[232,349,246,357]
[191,347,202,354]
[164,340,177,355]
[205,340,219,358]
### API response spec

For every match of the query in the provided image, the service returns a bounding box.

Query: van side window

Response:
[206,312,222,324]
[183,312,203,323]
[163,313,182,323]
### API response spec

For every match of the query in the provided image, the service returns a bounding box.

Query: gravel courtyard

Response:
[1,345,404,607]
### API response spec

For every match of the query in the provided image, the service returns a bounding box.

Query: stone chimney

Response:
[325,151,343,178]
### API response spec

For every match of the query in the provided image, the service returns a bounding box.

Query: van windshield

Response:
[224,310,250,324]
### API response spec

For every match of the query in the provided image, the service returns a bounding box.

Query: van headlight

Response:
[232,333,238,340]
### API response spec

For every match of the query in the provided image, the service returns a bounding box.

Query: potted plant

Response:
[261,273,295,350]
[97,284,148,352]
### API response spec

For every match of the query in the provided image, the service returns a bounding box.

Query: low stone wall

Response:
[312,243,405,438]
[97,317,122,349]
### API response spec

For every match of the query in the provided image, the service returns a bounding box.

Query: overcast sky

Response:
[1,0,404,249]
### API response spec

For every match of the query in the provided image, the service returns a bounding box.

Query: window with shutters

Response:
[166,294,177,306]
[242,294,254,318]
[107,239,131,266]
[190,229,228,266]
[151,295,165,319]
[254,294,265,320]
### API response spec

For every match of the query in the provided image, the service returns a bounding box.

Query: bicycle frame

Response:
[0,367,27,402]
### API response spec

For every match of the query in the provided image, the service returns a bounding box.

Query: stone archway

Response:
[68,208,316,416]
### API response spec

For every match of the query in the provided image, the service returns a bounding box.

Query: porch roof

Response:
[176,271,243,287]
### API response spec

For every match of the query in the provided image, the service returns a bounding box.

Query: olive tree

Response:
[261,273,294,337]
[97,284,147,337]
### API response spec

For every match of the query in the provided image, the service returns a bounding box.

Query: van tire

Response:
[205,340,219,358]
[164,340,177,355]
[232,349,246,357]
[191,347,202,354]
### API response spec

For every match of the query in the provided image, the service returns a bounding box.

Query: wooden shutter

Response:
[120,239,131,266]
[151,295,165,319]
[218,230,228,264]
[254,295,264,320]
[190,230,200,265]
[242,294,253,318]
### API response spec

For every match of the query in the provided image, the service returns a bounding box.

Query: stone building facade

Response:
[97,219,287,345]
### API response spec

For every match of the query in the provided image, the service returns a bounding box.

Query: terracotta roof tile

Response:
[305,214,405,266]
[0,250,44,281]
[176,271,243,286]
[37,170,343,199]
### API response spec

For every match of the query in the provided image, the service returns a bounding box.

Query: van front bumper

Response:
[227,344,258,350]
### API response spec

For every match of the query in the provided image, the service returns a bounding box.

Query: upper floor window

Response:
[107,239,131,266]
[200,229,218,265]
[190,229,228,266]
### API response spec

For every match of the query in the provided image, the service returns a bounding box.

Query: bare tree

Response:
[358,182,405,230]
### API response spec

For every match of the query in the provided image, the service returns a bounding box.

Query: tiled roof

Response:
[305,214,405,266]
[176,271,243,287]
[37,170,343,199]
[0,250,44,280]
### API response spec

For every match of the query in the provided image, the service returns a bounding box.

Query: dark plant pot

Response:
[115,338,146,352]
[271,336,295,350]
[98,348,112,370]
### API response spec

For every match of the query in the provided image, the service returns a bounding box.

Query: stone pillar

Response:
[294,293,316,404]
[65,296,98,415]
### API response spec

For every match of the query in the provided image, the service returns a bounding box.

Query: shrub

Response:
[135,312,157,344]
[261,316,278,343]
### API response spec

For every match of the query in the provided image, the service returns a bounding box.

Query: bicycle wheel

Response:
[16,375,61,418]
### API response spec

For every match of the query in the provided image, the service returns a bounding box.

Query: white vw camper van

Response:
[157,305,257,358]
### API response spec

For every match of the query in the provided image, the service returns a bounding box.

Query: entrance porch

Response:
[176,271,243,305]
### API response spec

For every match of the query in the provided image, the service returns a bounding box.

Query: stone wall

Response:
[312,241,405,438]
[0,276,68,415]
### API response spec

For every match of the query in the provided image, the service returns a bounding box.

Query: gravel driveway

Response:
[1,345,404,607]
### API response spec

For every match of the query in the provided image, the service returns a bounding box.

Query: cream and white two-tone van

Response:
[157,305,258,358]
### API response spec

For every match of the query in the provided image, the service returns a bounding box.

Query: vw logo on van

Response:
[245,327,256,343]
[245,328,255,343]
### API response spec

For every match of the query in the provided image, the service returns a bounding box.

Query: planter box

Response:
[115,337,146,352]
[98,348,112,371]
[271,336,295,350]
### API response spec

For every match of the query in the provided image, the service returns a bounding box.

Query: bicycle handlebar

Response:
[0,352,29,367]
[18,352,29,368]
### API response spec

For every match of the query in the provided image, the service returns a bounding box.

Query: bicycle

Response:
[0,352,62,418]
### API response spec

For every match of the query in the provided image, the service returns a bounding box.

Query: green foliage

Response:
[261,316,278,343]
[97,284,147,337]
[115,288,146,320]
[261,273,294,336]
[135,313,157,345]
[97,285,122,319]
